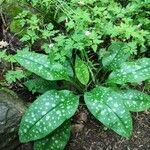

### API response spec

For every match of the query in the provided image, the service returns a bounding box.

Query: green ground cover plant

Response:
[1,0,150,149]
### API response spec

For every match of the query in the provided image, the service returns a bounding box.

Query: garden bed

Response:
[67,106,150,150]
[0,0,150,150]
[0,83,149,150]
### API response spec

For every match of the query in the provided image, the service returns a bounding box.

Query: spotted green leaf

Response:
[19,90,79,142]
[84,86,132,137]
[24,78,58,94]
[15,51,73,81]
[102,42,130,70]
[118,89,150,112]
[75,57,89,85]
[108,58,150,84]
[34,121,71,150]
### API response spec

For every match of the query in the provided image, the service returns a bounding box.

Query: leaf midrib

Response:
[97,100,129,134]
[86,93,130,135]
[22,99,70,138]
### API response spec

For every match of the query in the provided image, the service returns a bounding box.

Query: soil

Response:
[7,100,149,150]
[14,103,150,150]
[66,105,150,150]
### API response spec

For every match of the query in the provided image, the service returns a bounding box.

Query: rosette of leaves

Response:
[15,40,150,150]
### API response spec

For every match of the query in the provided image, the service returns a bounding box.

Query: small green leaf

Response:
[0,50,16,63]
[118,89,150,112]
[84,86,132,137]
[24,78,58,94]
[15,51,73,81]
[108,58,150,84]
[34,121,71,150]
[102,42,130,70]
[10,20,23,33]
[19,90,79,142]
[75,57,89,85]
[5,70,26,83]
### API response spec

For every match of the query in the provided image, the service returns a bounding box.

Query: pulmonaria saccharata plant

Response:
[15,46,150,149]
[2,0,150,149]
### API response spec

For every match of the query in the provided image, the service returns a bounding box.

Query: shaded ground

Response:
[15,104,150,150]
[66,105,150,150]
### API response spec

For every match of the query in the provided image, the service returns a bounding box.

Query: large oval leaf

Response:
[102,42,130,70]
[84,86,132,137]
[75,57,89,85]
[118,89,150,112]
[19,90,79,142]
[107,58,150,84]
[34,121,71,150]
[15,51,73,81]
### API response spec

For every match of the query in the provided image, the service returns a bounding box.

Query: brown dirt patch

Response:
[66,105,150,150]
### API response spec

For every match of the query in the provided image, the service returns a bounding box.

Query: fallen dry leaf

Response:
[72,124,84,133]
[0,40,9,48]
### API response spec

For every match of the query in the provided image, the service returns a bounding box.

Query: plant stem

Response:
[82,49,96,84]
[68,78,83,93]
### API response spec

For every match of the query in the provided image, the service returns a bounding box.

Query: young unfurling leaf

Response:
[75,57,89,85]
